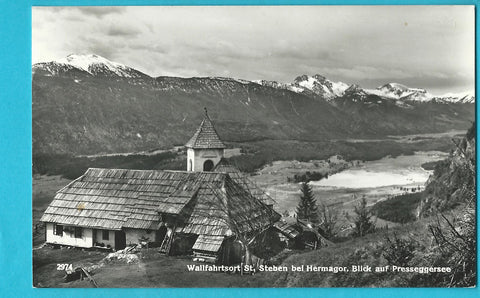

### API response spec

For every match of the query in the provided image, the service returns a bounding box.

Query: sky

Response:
[32,6,474,95]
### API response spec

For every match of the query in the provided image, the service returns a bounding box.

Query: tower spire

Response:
[185,108,225,172]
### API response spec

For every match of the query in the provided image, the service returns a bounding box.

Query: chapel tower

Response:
[185,108,226,172]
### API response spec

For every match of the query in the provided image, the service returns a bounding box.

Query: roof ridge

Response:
[85,168,229,175]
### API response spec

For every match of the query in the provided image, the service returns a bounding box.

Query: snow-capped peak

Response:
[361,82,431,102]
[374,83,427,98]
[433,92,475,104]
[33,54,147,79]
[292,74,350,100]
[54,54,141,78]
[254,74,350,100]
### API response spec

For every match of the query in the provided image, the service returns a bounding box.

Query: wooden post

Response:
[80,267,98,288]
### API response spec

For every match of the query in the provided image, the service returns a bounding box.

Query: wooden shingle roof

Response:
[41,168,280,236]
[214,159,276,206]
[185,113,226,149]
[41,169,224,230]
[179,175,280,236]
[192,235,225,252]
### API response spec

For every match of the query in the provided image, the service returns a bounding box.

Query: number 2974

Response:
[56,264,73,271]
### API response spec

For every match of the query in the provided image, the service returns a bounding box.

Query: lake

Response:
[311,151,448,189]
[256,151,449,228]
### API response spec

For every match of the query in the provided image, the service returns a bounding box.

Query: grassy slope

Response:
[371,192,423,223]
[32,175,72,247]
[264,212,461,287]
[33,247,270,288]
[33,211,460,288]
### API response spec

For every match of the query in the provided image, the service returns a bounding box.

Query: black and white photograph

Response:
[32,6,476,288]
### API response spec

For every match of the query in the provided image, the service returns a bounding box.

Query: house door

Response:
[114,231,126,250]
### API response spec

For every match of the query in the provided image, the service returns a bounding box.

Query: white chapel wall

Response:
[188,148,224,172]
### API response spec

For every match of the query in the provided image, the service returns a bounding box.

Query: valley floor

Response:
[250,151,447,233]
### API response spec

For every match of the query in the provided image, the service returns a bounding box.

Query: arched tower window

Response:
[188,159,193,171]
[203,160,214,172]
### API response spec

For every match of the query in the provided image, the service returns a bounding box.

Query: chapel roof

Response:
[40,168,280,235]
[185,109,226,149]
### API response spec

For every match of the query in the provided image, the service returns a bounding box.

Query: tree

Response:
[318,204,338,240]
[352,196,375,237]
[296,182,319,223]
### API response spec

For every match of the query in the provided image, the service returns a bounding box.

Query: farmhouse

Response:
[40,111,280,264]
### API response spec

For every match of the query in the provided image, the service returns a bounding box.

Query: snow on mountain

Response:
[343,84,370,101]
[366,83,431,102]
[433,92,475,104]
[253,80,304,93]
[293,74,350,100]
[254,74,350,100]
[362,83,474,104]
[376,83,426,98]
[34,54,147,78]
[32,61,90,77]
[33,55,474,105]
[254,76,474,105]
[210,76,252,85]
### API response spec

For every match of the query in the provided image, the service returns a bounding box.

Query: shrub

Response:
[383,233,416,266]
[318,204,338,240]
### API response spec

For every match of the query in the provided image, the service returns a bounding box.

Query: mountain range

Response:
[32,54,475,155]
[256,75,474,104]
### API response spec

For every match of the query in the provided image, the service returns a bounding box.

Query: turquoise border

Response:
[0,0,477,297]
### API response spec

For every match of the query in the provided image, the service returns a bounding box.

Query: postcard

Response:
[31,5,475,288]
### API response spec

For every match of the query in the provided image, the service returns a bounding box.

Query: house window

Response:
[53,224,63,236]
[102,230,109,240]
[74,227,83,238]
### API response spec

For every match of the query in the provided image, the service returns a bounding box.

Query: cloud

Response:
[107,25,141,37]
[32,6,474,94]
[75,6,126,18]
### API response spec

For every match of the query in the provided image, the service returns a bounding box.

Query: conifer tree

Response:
[296,182,319,223]
[352,196,375,237]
